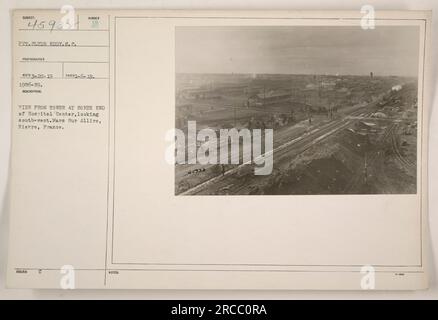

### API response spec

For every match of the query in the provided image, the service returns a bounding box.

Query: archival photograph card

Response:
[7,9,431,290]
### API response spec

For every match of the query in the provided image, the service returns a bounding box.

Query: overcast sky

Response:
[176,26,420,77]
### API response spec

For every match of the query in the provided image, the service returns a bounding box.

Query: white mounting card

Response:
[7,9,431,289]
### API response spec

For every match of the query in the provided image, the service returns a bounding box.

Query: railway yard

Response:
[175,73,418,195]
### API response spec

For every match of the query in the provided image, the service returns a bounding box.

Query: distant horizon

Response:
[176,71,417,78]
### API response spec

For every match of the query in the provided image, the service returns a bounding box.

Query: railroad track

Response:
[343,123,397,193]
[390,126,416,170]
[181,104,375,195]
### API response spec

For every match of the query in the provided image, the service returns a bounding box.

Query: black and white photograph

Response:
[175,26,419,195]
[1,4,435,298]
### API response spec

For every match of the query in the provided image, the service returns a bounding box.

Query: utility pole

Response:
[234,105,237,128]
[290,85,294,115]
[364,153,368,185]
[308,105,312,125]
[318,75,322,99]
